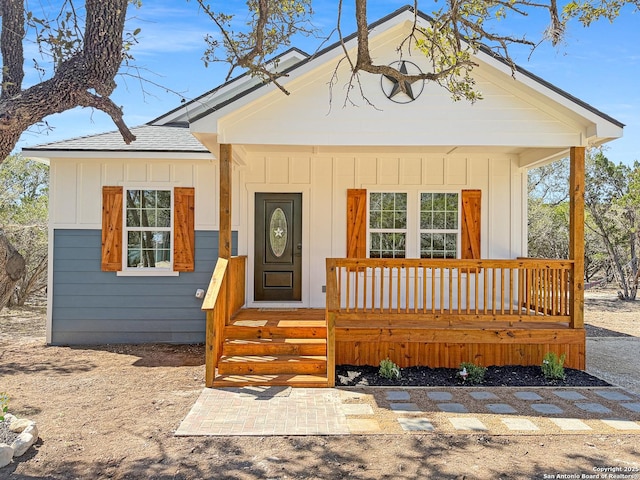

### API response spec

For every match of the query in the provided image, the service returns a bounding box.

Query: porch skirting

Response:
[334,322,585,370]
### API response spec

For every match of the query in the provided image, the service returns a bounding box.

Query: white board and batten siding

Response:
[237,149,526,308]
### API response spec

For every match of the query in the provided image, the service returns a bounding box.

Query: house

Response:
[23,6,623,387]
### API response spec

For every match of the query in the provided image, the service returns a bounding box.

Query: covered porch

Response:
[201,145,587,388]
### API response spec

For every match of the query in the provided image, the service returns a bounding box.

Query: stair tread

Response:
[213,374,329,388]
[226,338,326,344]
[220,355,326,363]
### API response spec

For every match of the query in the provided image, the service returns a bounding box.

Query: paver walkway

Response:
[175,386,640,436]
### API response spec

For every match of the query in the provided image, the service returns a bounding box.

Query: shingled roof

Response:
[23,124,209,153]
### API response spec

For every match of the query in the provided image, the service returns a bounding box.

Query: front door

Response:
[254,193,302,301]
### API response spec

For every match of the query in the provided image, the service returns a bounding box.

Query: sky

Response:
[15,0,640,165]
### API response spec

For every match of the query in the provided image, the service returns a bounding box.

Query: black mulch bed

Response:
[336,364,611,388]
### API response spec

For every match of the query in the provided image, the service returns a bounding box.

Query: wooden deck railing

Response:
[202,255,246,387]
[326,258,574,322]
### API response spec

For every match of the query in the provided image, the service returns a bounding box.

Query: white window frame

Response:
[418,191,461,259]
[118,187,178,277]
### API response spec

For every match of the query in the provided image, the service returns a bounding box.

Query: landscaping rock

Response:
[11,425,37,457]
[9,419,33,433]
[0,443,13,468]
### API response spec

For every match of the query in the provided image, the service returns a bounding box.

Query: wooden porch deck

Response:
[203,257,586,388]
[209,307,584,388]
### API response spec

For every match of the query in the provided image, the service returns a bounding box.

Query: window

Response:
[101,186,195,273]
[125,189,172,269]
[351,189,478,260]
[369,192,407,258]
[420,192,459,259]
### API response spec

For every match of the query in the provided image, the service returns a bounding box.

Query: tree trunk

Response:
[0,230,26,311]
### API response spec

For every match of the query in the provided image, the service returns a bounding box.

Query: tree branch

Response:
[1,0,26,99]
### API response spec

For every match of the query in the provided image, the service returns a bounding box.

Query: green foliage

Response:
[585,149,640,299]
[541,352,566,381]
[458,362,487,384]
[0,392,8,422]
[379,358,401,380]
[0,155,49,306]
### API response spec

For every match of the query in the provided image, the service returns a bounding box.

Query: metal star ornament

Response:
[381,60,425,104]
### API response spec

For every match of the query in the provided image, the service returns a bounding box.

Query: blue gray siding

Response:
[51,229,236,345]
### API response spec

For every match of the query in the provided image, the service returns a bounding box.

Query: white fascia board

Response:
[476,50,623,142]
[21,150,215,161]
[154,49,310,126]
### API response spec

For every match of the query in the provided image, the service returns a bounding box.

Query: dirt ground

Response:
[1,291,639,480]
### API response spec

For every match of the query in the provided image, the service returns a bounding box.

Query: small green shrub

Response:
[458,362,487,384]
[379,358,401,380]
[541,352,566,381]
[0,392,8,422]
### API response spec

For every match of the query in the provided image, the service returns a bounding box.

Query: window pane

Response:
[446,193,458,211]
[127,249,141,268]
[157,209,171,228]
[128,231,141,249]
[445,212,458,229]
[420,193,432,211]
[433,211,445,229]
[395,193,407,210]
[370,192,382,210]
[141,209,156,228]
[420,211,432,230]
[381,211,395,229]
[143,190,156,208]
[369,210,381,229]
[394,211,406,229]
[126,209,140,228]
[127,190,141,208]
[433,193,446,211]
[382,193,395,210]
[157,191,171,208]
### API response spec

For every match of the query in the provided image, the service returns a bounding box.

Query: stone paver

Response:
[176,387,350,436]
[486,403,517,414]
[501,418,539,431]
[601,419,640,430]
[552,390,587,401]
[514,391,543,401]
[389,403,422,413]
[575,402,612,414]
[449,417,489,431]
[620,403,640,413]
[593,390,634,401]
[386,391,411,401]
[550,418,592,431]
[427,392,453,401]
[469,391,499,400]
[176,386,639,437]
[437,403,468,413]
[397,417,435,432]
[530,404,564,415]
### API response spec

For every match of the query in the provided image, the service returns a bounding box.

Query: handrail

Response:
[202,258,229,387]
[326,258,574,321]
[202,255,247,387]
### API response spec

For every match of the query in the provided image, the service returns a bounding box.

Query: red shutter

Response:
[347,189,367,258]
[174,187,195,272]
[461,189,481,259]
[101,186,123,271]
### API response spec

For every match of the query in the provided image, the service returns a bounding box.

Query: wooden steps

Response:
[213,309,329,388]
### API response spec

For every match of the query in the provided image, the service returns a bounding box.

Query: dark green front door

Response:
[254,193,302,301]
